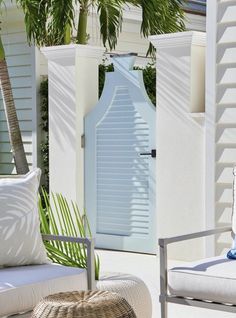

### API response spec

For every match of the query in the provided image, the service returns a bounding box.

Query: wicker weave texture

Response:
[97,273,152,318]
[31,290,136,318]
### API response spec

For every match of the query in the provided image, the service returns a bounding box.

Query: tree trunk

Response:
[64,24,71,45]
[77,5,89,44]
[0,37,29,174]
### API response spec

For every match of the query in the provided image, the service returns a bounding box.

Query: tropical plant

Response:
[16,0,185,55]
[0,3,29,174]
[39,189,100,280]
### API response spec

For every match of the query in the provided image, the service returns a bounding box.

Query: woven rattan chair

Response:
[32,290,136,318]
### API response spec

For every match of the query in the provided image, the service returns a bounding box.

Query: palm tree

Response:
[16,0,185,55]
[0,4,29,174]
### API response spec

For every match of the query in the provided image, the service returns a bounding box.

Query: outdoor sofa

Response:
[0,234,95,317]
[0,170,95,317]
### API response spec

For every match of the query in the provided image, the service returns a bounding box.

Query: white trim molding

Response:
[205,0,217,256]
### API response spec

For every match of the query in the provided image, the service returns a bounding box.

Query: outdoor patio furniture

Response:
[0,235,95,318]
[32,290,136,318]
[97,273,152,318]
[159,166,236,317]
[0,171,95,317]
[159,226,234,317]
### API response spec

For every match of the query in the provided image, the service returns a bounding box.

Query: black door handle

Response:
[139,149,156,158]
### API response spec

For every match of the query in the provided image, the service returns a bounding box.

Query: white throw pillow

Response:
[0,168,49,266]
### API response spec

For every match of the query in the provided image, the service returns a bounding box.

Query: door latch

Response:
[139,149,156,158]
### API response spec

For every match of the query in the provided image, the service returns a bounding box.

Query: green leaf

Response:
[97,0,123,50]
[38,189,100,280]
[15,0,185,55]
[124,0,186,56]
[15,0,75,46]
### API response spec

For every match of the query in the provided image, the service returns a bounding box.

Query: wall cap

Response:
[41,44,105,61]
[149,31,206,49]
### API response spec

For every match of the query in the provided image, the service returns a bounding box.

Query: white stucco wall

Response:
[42,45,104,211]
[150,32,206,260]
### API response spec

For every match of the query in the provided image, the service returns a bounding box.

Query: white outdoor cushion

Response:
[0,168,48,266]
[168,255,236,304]
[0,264,87,317]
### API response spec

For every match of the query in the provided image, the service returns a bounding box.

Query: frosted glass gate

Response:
[85,54,156,253]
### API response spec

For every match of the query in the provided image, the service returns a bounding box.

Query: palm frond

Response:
[38,189,100,280]
[47,0,75,45]
[97,0,124,51]
[15,0,76,46]
[15,0,185,53]
[15,0,50,46]
[124,0,186,56]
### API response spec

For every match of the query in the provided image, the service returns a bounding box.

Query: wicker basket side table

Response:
[32,290,136,318]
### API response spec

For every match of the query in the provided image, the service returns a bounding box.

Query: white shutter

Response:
[96,86,150,237]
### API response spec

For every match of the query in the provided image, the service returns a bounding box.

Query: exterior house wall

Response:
[0,7,37,174]
[206,0,236,256]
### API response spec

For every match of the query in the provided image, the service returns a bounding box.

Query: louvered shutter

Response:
[96,86,150,238]
[85,55,156,253]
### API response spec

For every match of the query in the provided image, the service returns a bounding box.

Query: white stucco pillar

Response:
[150,31,206,260]
[41,45,104,211]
